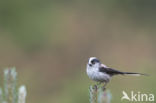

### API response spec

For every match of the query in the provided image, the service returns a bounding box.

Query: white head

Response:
[88,57,101,68]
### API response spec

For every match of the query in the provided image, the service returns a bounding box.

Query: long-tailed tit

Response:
[86,57,147,88]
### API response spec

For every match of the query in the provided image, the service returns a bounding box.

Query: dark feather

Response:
[99,66,124,75]
[99,66,148,76]
[123,72,149,76]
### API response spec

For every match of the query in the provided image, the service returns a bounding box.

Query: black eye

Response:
[91,60,95,64]
[91,59,100,64]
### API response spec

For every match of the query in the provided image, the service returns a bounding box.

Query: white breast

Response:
[86,64,111,83]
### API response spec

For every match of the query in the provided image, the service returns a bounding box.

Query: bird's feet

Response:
[93,83,107,91]
[102,83,107,91]
[102,86,106,91]
[93,84,98,91]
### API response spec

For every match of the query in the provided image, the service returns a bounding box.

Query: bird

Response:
[86,57,147,89]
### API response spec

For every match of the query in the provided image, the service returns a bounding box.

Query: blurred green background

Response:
[0,0,156,103]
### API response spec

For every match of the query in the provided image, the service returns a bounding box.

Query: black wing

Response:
[99,64,148,76]
[99,66,124,76]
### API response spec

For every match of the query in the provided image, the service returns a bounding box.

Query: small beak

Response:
[88,63,92,66]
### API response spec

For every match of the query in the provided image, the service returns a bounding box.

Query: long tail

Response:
[122,72,149,76]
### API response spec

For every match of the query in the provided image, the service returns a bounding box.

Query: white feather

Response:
[125,74,141,76]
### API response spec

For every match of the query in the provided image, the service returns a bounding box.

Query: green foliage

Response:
[89,85,112,103]
[0,68,27,103]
